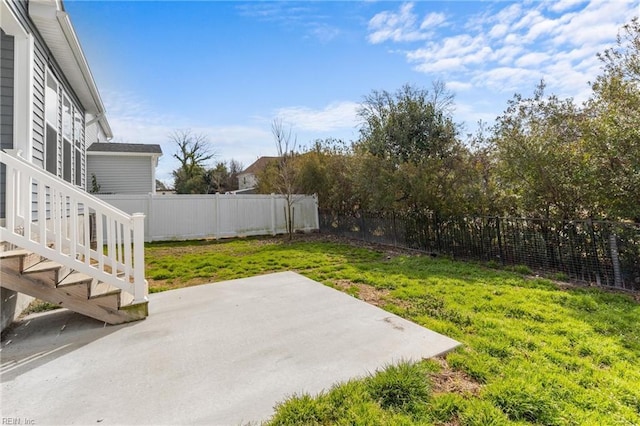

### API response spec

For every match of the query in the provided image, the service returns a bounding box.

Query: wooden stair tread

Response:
[2,242,148,324]
[0,249,31,259]
[23,260,62,274]
[58,272,93,287]
[89,281,122,299]
[119,291,135,307]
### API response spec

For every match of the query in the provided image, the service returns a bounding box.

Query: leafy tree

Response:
[170,129,215,194]
[155,179,168,191]
[492,82,590,219]
[357,82,458,164]
[296,139,359,214]
[202,159,243,193]
[227,159,243,192]
[173,165,207,194]
[464,121,501,216]
[204,162,229,193]
[355,82,472,217]
[585,17,640,221]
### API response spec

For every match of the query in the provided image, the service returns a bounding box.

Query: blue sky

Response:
[64,0,639,185]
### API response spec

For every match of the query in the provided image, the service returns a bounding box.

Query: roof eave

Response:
[29,0,113,139]
[87,151,163,157]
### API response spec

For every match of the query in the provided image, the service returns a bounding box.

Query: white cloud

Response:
[407,34,491,73]
[447,81,473,92]
[515,52,551,68]
[274,101,360,132]
[370,0,638,102]
[420,12,446,30]
[479,67,543,91]
[493,3,523,27]
[308,23,341,43]
[488,23,509,39]
[455,101,500,130]
[549,0,587,13]
[368,2,436,44]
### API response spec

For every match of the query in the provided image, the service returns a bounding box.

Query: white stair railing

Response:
[0,151,147,305]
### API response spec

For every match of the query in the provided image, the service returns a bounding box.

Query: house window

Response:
[44,70,84,186]
[45,71,58,175]
[62,95,72,182]
[74,111,83,186]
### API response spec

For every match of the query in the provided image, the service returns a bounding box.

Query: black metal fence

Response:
[319,211,640,291]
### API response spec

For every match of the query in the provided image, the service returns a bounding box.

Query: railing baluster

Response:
[38,181,46,245]
[124,222,132,283]
[108,216,116,277]
[20,171,30,240]
[70,200,78,260]
[1,152,147,307]
[54,188,62,252]
[62,193,69,252]
[84,206,91,265]
[117,221,123,271]
[7,165,15,233]
[97,211,104,272]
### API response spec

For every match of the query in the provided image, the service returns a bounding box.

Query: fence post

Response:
[271,194,276,235]
[214,192,220,239]
[587,219,602,286]
[392,211,397,247]
[313,194,320,232]
[610,234,623,288]
[132,213,147,304]
[496,217,505,265]
[146,193,152,242]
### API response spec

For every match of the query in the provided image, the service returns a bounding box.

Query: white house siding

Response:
[1,0,95,330]
[3,0,86,172]
[85,120,108,144]
[85,121,97,143]
[32,34,46,167]
[88,155,153,194]
[0,30,13,218]
[238,173,258,190]
[1,30,14,150]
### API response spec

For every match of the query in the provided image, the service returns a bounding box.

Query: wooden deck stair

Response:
[0,246,147,324]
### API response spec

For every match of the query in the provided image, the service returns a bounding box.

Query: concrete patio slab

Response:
[1,271,460,425]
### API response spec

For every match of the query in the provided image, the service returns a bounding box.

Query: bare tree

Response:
[272,119,299,240]
[170,129,215,193]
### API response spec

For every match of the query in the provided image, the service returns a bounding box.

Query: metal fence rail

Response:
[319,211,640,291]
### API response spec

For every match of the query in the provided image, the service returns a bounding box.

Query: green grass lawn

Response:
[145,235,640,425]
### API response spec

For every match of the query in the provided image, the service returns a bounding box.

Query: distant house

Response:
[237,156,279,191]
[87,142,163,194]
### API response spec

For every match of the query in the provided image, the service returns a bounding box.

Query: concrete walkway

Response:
[1,272,460,425]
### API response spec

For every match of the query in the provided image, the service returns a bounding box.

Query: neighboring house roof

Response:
[87,143,163,155]
[240,156,280,175]
[28,0,112,138]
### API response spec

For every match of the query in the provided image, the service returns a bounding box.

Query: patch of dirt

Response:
[293,233,426,258]
[430,356,482,396]
[332,279,390,307]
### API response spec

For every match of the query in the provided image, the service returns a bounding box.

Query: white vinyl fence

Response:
[97,193,319,242]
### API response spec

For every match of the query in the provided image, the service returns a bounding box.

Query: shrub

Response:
[485,377,560,424]
[459,399,510,425]
[23,300,60,315]
[268,393,329,425]
[428,393,464,423]
[512,264,533,275]
[365,361,431,415]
